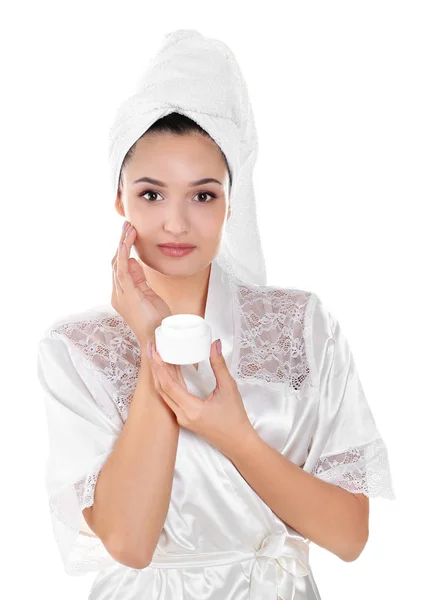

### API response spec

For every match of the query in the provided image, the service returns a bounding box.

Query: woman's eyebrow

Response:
[132,176,223,187]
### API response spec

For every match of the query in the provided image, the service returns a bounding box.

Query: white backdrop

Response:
[2,1,420,598]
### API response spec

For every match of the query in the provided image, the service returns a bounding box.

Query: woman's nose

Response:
[163,207,190,233]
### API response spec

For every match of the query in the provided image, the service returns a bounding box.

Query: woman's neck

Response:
[145,262,212,319]
[143,262,212,371]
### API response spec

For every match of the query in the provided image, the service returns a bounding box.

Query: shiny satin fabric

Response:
[89,535,320,600]
[37,259,394,599]
[88,261,321,599]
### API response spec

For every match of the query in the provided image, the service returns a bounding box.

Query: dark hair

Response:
[117,112,232,193]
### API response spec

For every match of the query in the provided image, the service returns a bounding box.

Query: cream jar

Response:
[154,314,212,365]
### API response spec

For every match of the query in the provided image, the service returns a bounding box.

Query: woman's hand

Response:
[111,220,172,346]
[147,339,257,458]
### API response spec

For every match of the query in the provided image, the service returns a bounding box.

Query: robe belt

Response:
[148,531,310,599]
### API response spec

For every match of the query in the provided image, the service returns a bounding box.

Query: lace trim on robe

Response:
[46,281,395,519]
[231,280,313,391]
[310,437,395,499]
[48,311,142,525]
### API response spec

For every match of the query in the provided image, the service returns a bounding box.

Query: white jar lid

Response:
[154,314,212,365]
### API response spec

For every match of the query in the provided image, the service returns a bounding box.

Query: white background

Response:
[2,1,421,598]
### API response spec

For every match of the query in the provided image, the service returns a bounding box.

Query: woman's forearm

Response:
[226,430,369,562]
[85,344,180,568]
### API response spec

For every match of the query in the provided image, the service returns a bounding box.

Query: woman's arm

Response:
[83,344,180,568]
[225,430,369,562]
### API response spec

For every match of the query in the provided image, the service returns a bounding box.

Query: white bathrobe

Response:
[37,258,395,599]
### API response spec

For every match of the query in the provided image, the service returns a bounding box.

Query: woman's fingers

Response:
[112,260,123,295]
[174,365,188,390]
[112,222,130,295]
[112,221,129,265]
[128,257,151,295]
[116,225,137,291]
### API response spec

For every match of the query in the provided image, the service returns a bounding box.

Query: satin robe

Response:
[37,259,395,599]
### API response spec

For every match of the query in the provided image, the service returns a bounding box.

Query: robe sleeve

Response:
[37,333,122,575]
[302,293,396,500]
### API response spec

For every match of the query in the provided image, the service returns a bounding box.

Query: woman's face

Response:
[116,131,231,276]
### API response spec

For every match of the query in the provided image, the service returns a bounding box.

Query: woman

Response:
[37,29,395,599]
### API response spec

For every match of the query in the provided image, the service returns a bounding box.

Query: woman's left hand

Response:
[147,339,256,458]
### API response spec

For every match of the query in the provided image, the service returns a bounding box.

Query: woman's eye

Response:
[139,190,216,203]
[194,192,216,203]
[140,190,163,202]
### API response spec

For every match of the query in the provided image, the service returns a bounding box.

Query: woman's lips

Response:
[158,245,196,257]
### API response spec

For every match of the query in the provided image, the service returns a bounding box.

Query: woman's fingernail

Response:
[122,221,128,232]
[217,339,222,354]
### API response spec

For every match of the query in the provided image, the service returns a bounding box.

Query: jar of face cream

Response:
[154,314,212,365]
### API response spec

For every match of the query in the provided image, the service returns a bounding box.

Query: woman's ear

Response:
[115,191,125,218]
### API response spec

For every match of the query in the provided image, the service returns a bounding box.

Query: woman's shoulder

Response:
[37,304,138,424]
[40,303,118,339]
[231,278,319,390]
[232,276,316,318]
[38,303,140,363]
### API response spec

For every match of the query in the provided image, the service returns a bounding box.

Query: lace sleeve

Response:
[310,438,394,498]
[303,293,396,500]
[75,470,101,513]
[37,335,121,575]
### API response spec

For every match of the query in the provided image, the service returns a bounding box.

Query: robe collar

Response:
[182,258,235,386]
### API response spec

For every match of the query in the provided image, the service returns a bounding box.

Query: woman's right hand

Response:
[111,221,172,347]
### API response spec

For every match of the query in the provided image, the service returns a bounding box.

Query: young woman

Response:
[37,29,395,600]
